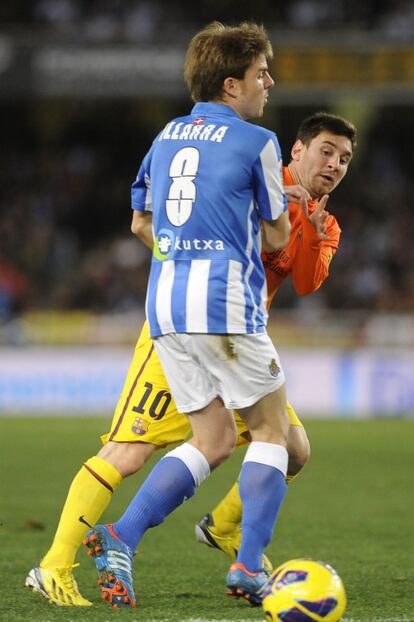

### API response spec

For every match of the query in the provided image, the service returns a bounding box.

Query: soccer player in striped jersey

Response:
[25,72,356,613]
[28,20,292,609]
[87,20,293,608]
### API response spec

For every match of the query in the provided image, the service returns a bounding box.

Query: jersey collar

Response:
[191,102,241,118]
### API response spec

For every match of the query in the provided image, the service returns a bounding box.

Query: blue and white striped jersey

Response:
[132,102,287,337]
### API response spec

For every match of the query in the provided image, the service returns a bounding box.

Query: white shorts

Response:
[153,333,285,413]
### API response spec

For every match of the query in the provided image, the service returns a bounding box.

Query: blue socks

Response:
[237,446,288,572]
[113,456,196,551]
[111,438,287,572]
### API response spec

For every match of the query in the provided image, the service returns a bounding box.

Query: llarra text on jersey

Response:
[159,122,229,143]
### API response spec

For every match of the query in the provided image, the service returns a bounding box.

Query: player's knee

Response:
[98,441,156,478]
[209,443,235,469]
[197,429,236,469]
[216,433,237,465]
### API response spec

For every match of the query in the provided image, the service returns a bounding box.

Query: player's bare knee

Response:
[197,430,236,469]
[217,433,237,464]
[98,441,156,478]
[209,443,235,469]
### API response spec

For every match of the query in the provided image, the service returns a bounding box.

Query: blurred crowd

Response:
[2,0,414,42]
[1,99,413,320]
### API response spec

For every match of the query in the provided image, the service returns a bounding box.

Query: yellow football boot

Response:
[195,513,273,575]
[25,564,92,606]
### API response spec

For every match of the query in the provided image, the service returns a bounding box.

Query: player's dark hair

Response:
[296,112,357,151]
[184,21,273,102]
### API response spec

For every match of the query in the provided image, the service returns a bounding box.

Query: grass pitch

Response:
[1,417,413,622]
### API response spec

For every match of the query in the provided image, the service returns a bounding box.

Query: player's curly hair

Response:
[297,112,357,151]
[184,21,273,103]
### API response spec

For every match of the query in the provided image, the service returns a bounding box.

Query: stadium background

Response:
[1,0,414,417]
[1,4,414,622]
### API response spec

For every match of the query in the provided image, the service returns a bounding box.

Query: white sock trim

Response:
[164,443,211,486]
[243,441,288,476]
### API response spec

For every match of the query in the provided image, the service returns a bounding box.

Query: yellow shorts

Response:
[102,321,304,448]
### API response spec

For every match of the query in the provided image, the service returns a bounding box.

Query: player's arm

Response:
[131,211,153,249]
[292,196,341,295]
[261,183,309,252]
[130,146,154,250]
[261,213,291,252]
[284,184,311,211]
[254,136,291,251]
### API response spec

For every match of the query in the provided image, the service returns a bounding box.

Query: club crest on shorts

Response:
[269,358,280,377]
[132,417,149,436]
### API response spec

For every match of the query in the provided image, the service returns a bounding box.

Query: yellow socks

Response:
[210,481,242,536]
[41,456,122,569]
[210,468,298,540]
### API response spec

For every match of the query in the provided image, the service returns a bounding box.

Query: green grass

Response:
[1,417,413,622]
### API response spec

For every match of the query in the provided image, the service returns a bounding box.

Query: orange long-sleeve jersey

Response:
[262,166,341,309]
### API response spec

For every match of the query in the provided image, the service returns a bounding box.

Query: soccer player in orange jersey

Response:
[196,112,355,558]
[26,112,356,607]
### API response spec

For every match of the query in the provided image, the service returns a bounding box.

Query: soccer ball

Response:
[262,558,346,622]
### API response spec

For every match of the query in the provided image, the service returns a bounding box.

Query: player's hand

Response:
[307,194,330,240]
[284,184,311,212]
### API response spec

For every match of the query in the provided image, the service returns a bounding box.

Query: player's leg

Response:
[110,396,235,548]
[196,402,309,566]
[107,333,237,551]
[84,333,237,608]
[197,333,287,604]
[27,322,191,606]
[226,385,289,604]
[26,448,156,606]
[25,451,124,607]
[194,415,248,562]
[286,418,310,484]
[38,441,158,570]
[236,383,289,556]
[84,398,234,608]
